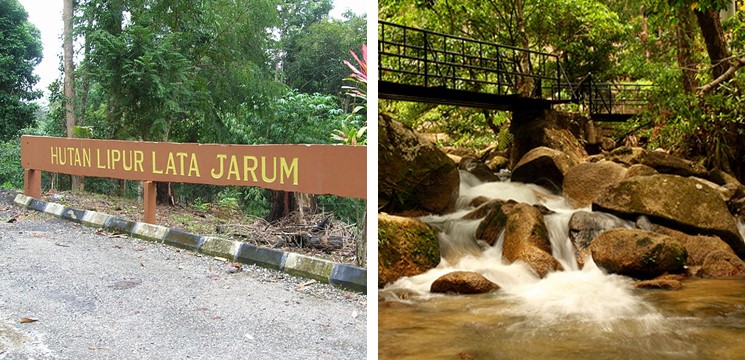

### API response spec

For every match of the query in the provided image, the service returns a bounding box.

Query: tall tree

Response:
[281,13,366,95]
[64,0,84,191]
[0,0,42,141]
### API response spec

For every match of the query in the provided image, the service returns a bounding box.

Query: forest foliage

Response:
[1,0,366,223]
[379,0,745,182]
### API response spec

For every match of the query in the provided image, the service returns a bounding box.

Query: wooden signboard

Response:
[21,136,366,223]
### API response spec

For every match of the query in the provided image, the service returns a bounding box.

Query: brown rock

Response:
[459,156,500,182]
[563,161,627,208]
[592,174,745,259]
[636,279,683,290]
[430,271,500,294]
[378,114,460,215]
[625,164,657,179]
[652,226,736,266]
[502,203,563,277]
[698,250,745,279]
[589,229,687,279]
[486,155,509,171]
[509,109,588,169]
[640,151,708,177]
[378,214,441,287]
[607,146,646,166]
[464,199,509,221]
[511,147,579,192]
[474,203,510,245]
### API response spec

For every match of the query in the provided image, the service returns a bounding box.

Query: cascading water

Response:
[380,172,745,359]
[385,171,655,323]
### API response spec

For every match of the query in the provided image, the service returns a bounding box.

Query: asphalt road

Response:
[0,200,366,359]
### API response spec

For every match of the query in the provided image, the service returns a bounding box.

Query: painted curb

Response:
[163,229,204,251]
[13,194,366,293]
[235,242,287,271]
[284,253,334,283]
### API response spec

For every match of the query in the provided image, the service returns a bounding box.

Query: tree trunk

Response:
[676,5,699,93]
[515,0,533,97]
[63,0,84,191]
[694,8,730,80]
[156,182,175,206]
[267,190,296,223]
[356,211,366,267]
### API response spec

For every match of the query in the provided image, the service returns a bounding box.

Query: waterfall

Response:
[384,172,663,324]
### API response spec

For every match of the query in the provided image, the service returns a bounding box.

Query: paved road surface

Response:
[0,200,366,359]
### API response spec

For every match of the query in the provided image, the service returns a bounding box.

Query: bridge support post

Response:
[143,180,156,224]
[24,169,41,199]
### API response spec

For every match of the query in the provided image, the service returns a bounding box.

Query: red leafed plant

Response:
[342,44,367,102]
[334,44,367,146]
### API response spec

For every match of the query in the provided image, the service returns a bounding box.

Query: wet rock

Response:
[635,278,683,290]
[563,161,627,208]
[474,202,510,245]
[698,250,745,279]
[468,196,491,209]
[607,147,646,166]
[592,174,745,259]
[511,147,579,193]
[464,199,509,221]
[378,213,441,288]
[486,155,509,171]
[459,157,500,183]
[430,271,500,294]
[502,203,563,277]
[640,151,708,178]
[589,229,687,279]
[652,226,737,266]
[569,211,631,250]
[378,114,460,215]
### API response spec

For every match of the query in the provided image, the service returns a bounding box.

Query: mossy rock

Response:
[378,114,459,215]
[378,213,441,288]
[589,228,687,279]
[593,174,744,259]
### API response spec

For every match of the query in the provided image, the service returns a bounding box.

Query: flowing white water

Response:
[385,171,663,325]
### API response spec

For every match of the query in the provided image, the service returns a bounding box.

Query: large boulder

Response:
[589,229,687,279]
[501,203,563,277]
[592,174,745,259]
[511,147,579,192]
[563,161,628,208]
[430,271,500,294]
[509,109,588,169]
[378,114,459,215]
[640,151,708,178]
[568,211,632,250]
[698,250,745,279]
[378,213,441,287]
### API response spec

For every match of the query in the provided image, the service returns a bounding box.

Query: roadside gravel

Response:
[0,193,366,359]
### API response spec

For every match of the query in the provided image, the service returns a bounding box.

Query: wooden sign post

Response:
[21,136,366,224]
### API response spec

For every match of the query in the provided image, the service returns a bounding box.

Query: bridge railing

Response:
[379,21,566,99]
[550,76,653,117]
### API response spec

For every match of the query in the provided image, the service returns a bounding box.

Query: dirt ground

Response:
[15,190,362,266]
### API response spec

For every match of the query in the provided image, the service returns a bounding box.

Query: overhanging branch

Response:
[698,56,745,96]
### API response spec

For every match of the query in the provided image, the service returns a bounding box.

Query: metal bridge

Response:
[378,21,652,121]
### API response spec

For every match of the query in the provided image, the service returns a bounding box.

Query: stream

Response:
[379,172,745,359]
